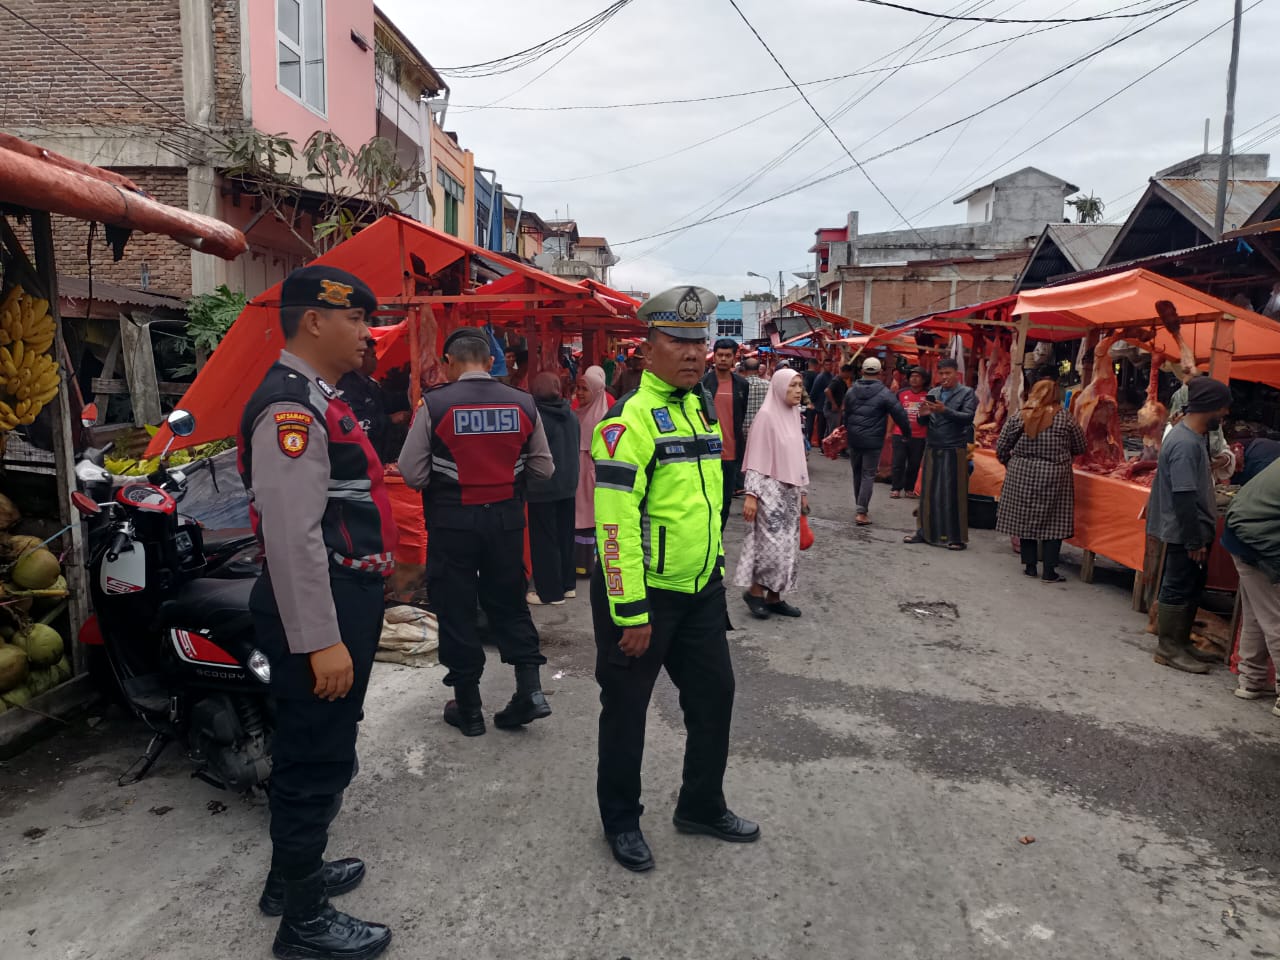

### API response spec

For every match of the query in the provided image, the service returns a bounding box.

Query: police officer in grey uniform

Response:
[239,266,397,960]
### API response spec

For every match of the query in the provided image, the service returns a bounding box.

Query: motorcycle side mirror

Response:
[71,491,101,516]
[166,409,196,438]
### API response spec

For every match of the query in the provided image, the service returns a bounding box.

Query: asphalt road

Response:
[3,452,1279,959]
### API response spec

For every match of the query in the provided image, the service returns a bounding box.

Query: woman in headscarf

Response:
[736,368,810,619]
[995,371,1087,583]
[573,365,611,578]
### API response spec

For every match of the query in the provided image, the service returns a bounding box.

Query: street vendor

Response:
[398,327,555,737]
[590,285,759,874]
[905,358,977,550]
[1147,375,1233,675]
[238,265,395,960]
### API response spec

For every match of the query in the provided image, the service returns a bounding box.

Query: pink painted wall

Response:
[248,0,375,151]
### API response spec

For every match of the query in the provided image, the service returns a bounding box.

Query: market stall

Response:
[905,268,1280,601]
[0,133,246,746]
[145,214,642,457]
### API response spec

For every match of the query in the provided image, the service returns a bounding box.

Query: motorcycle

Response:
[72,409,273,792]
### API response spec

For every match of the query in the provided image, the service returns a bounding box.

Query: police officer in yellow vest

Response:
[591,286,760,873]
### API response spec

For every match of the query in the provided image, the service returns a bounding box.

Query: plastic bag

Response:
[799,515,815,551]
[822,426,847,460]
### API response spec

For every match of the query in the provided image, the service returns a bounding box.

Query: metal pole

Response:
[1213,0,1244,238]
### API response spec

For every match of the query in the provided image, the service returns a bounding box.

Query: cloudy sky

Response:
[379,0,1278,300]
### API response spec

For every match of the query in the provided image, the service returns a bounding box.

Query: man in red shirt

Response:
[700,339,748,532]
[891,367,930,498]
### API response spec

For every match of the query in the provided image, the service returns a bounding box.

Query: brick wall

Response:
[15,169,194,298]
[0,0,184,128]
[211,0,245,126]
[837,256,1029,329]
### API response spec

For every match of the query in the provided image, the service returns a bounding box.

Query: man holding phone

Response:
[905,358,977,549]
[1145,376,1232,674]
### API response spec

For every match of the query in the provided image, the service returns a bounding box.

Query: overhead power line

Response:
[853,0,1189,21]
[438,1,634,77]
[615,0,1233,246]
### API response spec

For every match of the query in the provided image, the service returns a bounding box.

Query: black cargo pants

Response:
[591,568,736,835]
[250,568,383,878]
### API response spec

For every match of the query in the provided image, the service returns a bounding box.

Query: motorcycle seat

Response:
[158,577,256,635]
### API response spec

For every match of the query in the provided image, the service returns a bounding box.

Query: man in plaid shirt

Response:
[741,356,771,433]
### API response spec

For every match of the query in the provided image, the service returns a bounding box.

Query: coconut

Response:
[2,684,31,708]
[26,666,56,696]
[0,492,20,531]
[3,534,43,558]
[11,548,60,590]
[0,644,29,692]
[15,623,63,666]
[51,656,71,683]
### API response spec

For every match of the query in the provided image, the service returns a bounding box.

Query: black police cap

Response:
[280,265,377,315]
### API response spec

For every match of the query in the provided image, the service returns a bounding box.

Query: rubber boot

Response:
[272,866,391,960]
[443,683,485,737]
[494,664,552,729]
[1153,603,1210,674]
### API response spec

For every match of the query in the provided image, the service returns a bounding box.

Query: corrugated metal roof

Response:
[1044,223,1121,271]
[58,277,187,311]
[1156,178,1280,232]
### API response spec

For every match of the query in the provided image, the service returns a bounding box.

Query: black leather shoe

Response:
[742,591,771,620]
[606,830,655,872]
[260,859,366,916]
[767,600,802,618]
[272,904,392,960]
[672,810,761,843]
[494,690,552,729]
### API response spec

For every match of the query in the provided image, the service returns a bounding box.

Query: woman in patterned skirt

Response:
[995,374,1087,583]
[736,369,810,619]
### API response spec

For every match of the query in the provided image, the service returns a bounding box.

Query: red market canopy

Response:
[783,300,874,334]
[146,215,641,455]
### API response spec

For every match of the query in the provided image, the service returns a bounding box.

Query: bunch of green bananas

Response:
[0,285,60,431]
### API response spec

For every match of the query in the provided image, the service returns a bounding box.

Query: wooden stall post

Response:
[1209,313,1236,383]
[406,304,422,410]
[119,313,162,426]
[31,211,90,675]
[1006,314,1031,409]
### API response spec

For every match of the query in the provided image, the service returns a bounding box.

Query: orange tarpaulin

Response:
[1012,268,1280,388]
[146,215,641,455]
[970,449,1151,571]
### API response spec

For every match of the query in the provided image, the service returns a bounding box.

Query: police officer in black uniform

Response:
[239,266,397,960]
[399,326,554,737]
[337,338,391,462]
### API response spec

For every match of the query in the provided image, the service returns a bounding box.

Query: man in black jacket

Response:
[905,358,978,549]
[842,357,910,525]
[526,372,581,606]
[701,339,749,532]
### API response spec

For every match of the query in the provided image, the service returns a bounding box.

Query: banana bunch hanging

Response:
[0,285,60,431]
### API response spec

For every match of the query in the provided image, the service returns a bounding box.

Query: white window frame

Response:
[276,0,328,118]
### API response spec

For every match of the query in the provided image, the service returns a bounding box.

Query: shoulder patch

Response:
[277,419,310,458]
[599,423,627,458]
[315,377,336,398]
[651,407,676,434]
[274,410,313,427]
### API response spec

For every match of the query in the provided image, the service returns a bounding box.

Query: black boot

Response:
[443,683,485,737]
[272,867,391,960]
[1153,603,1210,674]
[1020,538,1039,578]
[260,858,366,917]
[494,664,552,729]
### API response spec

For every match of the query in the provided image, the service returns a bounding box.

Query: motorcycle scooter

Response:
[73,409,273,791]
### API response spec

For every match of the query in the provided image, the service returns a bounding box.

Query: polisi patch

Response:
[453,406,521,434]
[278,423,309,458]
[600,423,627,457]
[651,407,676,434]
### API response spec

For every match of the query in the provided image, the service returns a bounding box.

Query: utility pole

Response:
[1213,0,1244,238]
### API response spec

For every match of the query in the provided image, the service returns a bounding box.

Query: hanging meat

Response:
[974,331,1012,449]
[1156,301,1200,381]
[1134,340,1166,461]
[1071,332,1127,472]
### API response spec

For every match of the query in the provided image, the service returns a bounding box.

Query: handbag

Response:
[799,515,815,551]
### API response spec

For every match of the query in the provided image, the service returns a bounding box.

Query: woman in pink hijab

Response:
[736,368,810,619]
[574,365,611,577]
